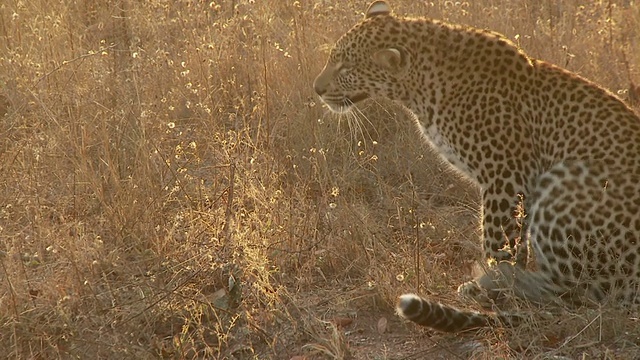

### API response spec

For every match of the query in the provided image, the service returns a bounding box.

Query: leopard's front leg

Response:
[479,186,528,266]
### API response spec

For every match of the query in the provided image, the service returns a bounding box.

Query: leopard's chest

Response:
[417,120,485,186]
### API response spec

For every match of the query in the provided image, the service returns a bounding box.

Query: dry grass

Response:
[1,0,639,359]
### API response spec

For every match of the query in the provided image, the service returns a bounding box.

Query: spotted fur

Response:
[313,1,640,332]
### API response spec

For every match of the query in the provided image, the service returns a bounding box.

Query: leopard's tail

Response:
[397,294,522,332]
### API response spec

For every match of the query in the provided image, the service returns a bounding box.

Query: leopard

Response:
[313,0,640,333]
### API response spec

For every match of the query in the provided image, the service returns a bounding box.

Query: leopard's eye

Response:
[337,62,353,76]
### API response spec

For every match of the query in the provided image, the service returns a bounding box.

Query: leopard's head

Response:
[313,1,413,113]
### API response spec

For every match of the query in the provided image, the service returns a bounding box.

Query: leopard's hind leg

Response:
[457,261,560,307]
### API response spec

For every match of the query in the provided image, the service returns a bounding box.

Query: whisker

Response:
[350,106,372,153]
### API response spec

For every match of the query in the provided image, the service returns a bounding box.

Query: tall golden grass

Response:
[1,1,639,358]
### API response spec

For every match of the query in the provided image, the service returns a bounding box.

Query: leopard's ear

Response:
[372,48,403,71]
[366,1,391,18]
